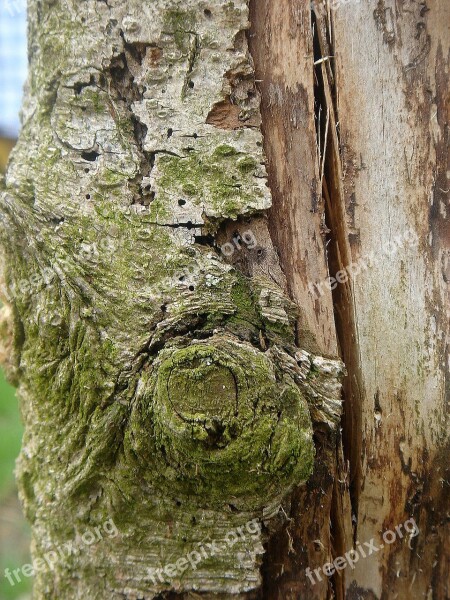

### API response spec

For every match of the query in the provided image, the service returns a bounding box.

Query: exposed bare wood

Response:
[248,2,353,598]
[330,1,449,598]
[248,0,338,357]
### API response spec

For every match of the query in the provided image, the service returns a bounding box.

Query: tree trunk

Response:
[0,1,447,599]
[330,2,449,598]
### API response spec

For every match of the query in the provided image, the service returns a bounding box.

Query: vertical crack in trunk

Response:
[248,2,351,599]
[311,3,364,545]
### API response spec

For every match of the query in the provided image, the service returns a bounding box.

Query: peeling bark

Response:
[248,3,352,599]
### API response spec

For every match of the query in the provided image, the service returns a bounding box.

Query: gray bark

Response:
[0,0,342,598]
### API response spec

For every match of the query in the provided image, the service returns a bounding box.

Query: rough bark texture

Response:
[0,0,448,599]
[0,1,343,598]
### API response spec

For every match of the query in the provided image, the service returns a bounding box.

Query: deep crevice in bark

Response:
[107,38,155,208]
[247,3,348,599]
[311,5,364,545]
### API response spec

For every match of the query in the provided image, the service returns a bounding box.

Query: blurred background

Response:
[0,3,32,599]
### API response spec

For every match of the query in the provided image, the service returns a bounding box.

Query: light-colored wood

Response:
[331,1,449,597]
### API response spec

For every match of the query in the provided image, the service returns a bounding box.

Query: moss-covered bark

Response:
[0,1,342,597]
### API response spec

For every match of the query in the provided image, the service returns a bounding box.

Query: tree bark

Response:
[0,0,448,599]
[0,0,343,598]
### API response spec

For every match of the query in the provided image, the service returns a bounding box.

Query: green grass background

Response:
[1,141,33,598]
[0,371,22,496]
[0,369,32,599]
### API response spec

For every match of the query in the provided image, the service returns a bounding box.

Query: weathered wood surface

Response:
[330,1,449,598]
[249,2,353,599]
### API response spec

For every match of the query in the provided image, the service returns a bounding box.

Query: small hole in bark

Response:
[178,199,186,206]
[175,500,181,507]
[194,234,215,247]
[86,194,91,199]
[160,304,167,314]
[84,168,89,173]
[179,276,185,282]
[188,80,195,89]
[193,133,198,139]
[191,516,197,525]
[313,540,322,551]
[167,128,173,138]
[189,285,195,291]
[186,221,193,229]
[81,150,100,162]
[204,8,212,18]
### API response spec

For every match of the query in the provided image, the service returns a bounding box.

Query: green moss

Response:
[306,362,320,379]
[98,168,129,188]
[228,275,262,331]
[263,317,295,344]
[82,89,105,114]
[163,9,197,53]
[237,156,258,172]
[181,182,196,195]
[127,336,314,511]
[154,148,262,220]
[213,144,238,157]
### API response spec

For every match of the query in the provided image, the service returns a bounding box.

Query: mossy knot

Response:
[144,335,314,511]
